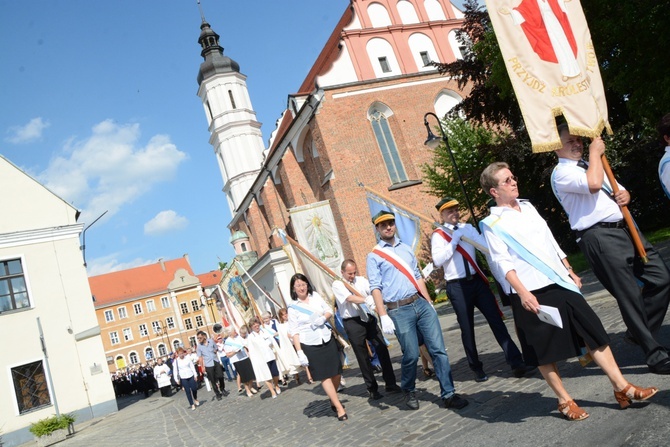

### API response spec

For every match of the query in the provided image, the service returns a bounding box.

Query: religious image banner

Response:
[219,264,256,325]
[485,0,612,152]
[288,200,344,272]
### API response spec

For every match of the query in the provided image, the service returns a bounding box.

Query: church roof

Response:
[197,20,240,85]
[89,257,195,307]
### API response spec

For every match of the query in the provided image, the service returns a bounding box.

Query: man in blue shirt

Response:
[196,331,229,400]
[366,210,468,411]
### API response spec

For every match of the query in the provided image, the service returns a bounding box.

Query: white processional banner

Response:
[288,200,344,272]
[485,0,612,152]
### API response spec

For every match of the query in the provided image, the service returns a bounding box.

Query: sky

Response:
[0,0,353,277]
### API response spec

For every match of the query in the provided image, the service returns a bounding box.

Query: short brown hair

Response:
[658,113,670,140]
[480,162,510,196]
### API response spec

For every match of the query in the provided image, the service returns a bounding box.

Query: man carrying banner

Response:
[552,124,670,374]
[431,197,534,382]
[366,210,468,411]
[332,259,401,401]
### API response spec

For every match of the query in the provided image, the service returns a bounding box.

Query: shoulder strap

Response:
[371,246,425,298]
[433,227,488,283]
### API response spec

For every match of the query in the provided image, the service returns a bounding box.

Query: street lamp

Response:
[156,320,169,355]
[423,112,478,226]
[200,288,217,327]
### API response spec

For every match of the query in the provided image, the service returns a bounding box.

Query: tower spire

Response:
[196,0,206,23]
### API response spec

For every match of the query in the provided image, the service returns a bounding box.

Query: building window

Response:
[158,344,167,356]
[228,90,237,109]
[191,299,200,311]
[151,321,161,333]
[144,347,154,361]
[12,361,50,414]
[110,331,120,345]
[173,340,181,351]
[139,324,148,337]
[118,307,127,319]
[184,318,193,330]
[161,296,170,308]
[195,316,204,327]
[420,51,431,66]
[129,352,139,365]
[104,310,114,322]
[133,303,143,315]
[0,259,30,312]
[189,336,197,348]
[180,303,189,314]
[166,317,175,329]
[378,57,391,73]
[115,355,126,369]
[123,328,133,341]
[369,107,408,184]
[146,300,156,312]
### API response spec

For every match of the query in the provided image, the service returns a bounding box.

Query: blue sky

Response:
[0,1,351,276]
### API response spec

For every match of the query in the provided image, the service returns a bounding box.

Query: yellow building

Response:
[89,256,224,372]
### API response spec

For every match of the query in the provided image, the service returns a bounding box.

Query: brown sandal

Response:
[557,400,589,421]
[614,383,658,409]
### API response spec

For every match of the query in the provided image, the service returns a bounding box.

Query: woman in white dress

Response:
[276,308,306,384]
[247,317,279,399]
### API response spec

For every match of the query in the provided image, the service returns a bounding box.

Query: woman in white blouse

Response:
[249,316,281,397]
[223,326,258,397]
[173,347,200,410]
[288,273,346,421]
[479,162,657,421]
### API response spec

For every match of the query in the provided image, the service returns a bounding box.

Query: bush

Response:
[29,414,75,438]
[434,290,448,304]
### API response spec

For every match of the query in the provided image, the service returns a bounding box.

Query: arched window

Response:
[434,90,463,119]
[424,0,446,20]
[144,347,154,361]
[115,355,126,369]
[408,32,440,71]
[448,29,467,60]
[366,38,401,78]
[157,343,167,357]
[128,352,139,365]
[397,0,420,24]
[368,3,392,27]
[368,104,408,184]
[172,339,181,351]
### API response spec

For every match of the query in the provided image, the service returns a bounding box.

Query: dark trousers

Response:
[446,276,524,371]
[181,376,198,406]
[578,226,670,366]
[343,315,397,392]
[205,362,226,396]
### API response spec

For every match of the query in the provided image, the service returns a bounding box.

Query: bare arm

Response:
[505,269,539,314]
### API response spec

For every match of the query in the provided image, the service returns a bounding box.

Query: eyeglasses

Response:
[498,175,518,186]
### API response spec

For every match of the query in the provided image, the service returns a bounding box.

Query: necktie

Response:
[453,224,472,280]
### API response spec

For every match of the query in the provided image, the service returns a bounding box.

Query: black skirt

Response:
[232,357,255,383]
[510,284,610,366]
[301,337,342,381]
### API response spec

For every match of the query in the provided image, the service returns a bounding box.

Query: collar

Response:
[557,157,580,166]
[378,237,400,248]
[489,199,529,217]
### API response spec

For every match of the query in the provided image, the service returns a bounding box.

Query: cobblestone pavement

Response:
[25,243,670,447]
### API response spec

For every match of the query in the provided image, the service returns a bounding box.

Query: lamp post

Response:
[200,288,217,328]
[423,112,479,226]
[156,321,169,356]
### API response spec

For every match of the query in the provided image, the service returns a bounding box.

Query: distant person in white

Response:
[658,113,670,199]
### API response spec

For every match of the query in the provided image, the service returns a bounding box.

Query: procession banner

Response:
[219,264,256,325]
[288,200,344,272]
[485,0,612,152]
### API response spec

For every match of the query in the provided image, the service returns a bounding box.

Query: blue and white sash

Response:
[480,214,581,295]
[223,339,244,350]
[289,303,332,329]
[659,154,670,199]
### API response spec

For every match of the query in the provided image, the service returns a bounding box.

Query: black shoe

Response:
[404,391,419,410]
[649,358,670,375]
[216,394,222,401]
[221,389,230,397]
[443,393,469,410]
[368,390,383,400]
[385,384,402,393]
[473,370,489,382]
[338,413,348,421]
[512,364,537,378]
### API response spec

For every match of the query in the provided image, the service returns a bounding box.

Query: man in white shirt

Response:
[431,197,533,382]
[552,123,670,374]
[658,113,670,199]
[332,259,400,401]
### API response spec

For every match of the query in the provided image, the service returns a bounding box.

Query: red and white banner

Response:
[485,0,612,152]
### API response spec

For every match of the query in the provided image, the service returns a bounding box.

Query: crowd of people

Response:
[109,122,670,422]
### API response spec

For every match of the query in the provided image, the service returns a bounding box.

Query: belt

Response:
[385,294,420,310]
[446,276,475,284]
[575,220,625,238]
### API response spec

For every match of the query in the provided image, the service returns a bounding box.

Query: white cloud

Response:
[144,210,189,235]
[38,119,188,223]
[86,254,156,276]
[5,117,51,144]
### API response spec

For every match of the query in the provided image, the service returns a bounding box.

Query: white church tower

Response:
[196,12,265,214]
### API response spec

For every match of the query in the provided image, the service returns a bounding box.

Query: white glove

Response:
[451,228,465,244]
[310,315,326,329]
[297,350,309,366]
[380,315,396,335]
[364,295,376,311]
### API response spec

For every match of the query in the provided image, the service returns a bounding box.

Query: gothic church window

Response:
[368,104,408,184]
